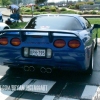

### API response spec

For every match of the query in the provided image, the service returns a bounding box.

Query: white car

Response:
[0,12,10,30]
[0,12,3,22]
[0,22,10,30]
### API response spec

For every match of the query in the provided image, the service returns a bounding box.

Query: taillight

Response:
[0,37,8,45]
[10,38,21,46]
[54,39,66,48]
[68,40,80,48]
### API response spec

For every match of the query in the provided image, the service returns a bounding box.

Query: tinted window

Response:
[80,17,91,28]
[25,16,83,30]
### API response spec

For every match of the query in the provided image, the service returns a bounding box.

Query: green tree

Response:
[10,0,22,5]
[2,0,11,6]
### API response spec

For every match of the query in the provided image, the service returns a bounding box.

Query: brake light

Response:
[0,37,8,45]
[11,38,21,46]
[68,40,80,48]
[54,39,66,48]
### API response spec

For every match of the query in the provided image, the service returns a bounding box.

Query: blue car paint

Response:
[0,14,98,72]
[0,30,89,71]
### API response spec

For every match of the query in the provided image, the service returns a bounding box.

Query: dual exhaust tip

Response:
[24,66,52,73]
[24,66,35,72]
[40,67,52,73]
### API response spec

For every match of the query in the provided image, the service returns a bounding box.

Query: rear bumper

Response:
[0,47,86,71]
[3,58,86,71]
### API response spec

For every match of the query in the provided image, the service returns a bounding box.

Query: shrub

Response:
[25,9,31,12]
[60,8,66,11]
[50,7,56,12]
[20,7,31,12]
[40,12,48,14]
[77,12,83,15]
[60,10,77,14]
[40,7,45,12]
[60,11,67,14]
[35,6,40,9]
[86,1,94,5]
[22,12,31,14]
[97,12,100,15]
[44,6,49,9]
[69,5,75,9]
[66,10,77,14]
[33,12,41,15]
[90,10,97,14]
[83,11,90,14]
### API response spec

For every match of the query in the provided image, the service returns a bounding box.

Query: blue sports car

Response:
[0,14,99,75]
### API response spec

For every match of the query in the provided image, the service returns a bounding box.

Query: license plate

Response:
[30,49,45,57]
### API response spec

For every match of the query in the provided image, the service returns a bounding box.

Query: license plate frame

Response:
[29,48,46,57]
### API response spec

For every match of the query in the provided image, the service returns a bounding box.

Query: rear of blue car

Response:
[0,29,86,72]
[0,15,89,72]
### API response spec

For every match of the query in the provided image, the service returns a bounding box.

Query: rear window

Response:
[25,15,83,30]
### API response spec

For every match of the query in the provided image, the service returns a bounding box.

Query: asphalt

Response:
[2,8,100,18]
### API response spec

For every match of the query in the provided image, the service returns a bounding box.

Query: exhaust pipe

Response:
[40,67,46,73]
[46,68,52,73]
[29,66,35,71]
[24,66,30,71]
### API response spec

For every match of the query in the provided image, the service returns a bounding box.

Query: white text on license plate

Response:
[30,49,45,57]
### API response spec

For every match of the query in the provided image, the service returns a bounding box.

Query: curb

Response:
[3,14,100,18]
[81,15,100,18]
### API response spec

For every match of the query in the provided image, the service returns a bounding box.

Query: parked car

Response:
[0,12,10,30]
[26,3,34,7]
[0,22,10,30]
[0,14,99,75]
[0,12,3,22]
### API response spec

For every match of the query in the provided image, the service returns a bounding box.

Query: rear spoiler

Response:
[0,29,79,42]
[93,24,100,28]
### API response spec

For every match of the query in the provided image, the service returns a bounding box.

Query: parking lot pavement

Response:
[0,73,99,100]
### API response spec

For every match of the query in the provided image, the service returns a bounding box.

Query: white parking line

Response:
[0,75,13,100]
[81,85,98,99]
[18,79,33,90]
[26,79,56,93]
[0,78,56,100]
[42,95,55,100]
[0,91,14,100]
[58,97,79,100]
[0,79,33,100]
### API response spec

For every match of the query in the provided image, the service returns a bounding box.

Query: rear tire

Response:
[94,34,98,49]
[86,45,94,75]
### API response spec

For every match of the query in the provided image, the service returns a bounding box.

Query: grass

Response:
[87,18,100,24]
[9,22,27,29]
[10,18,100,37]
[88,18,100,37]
